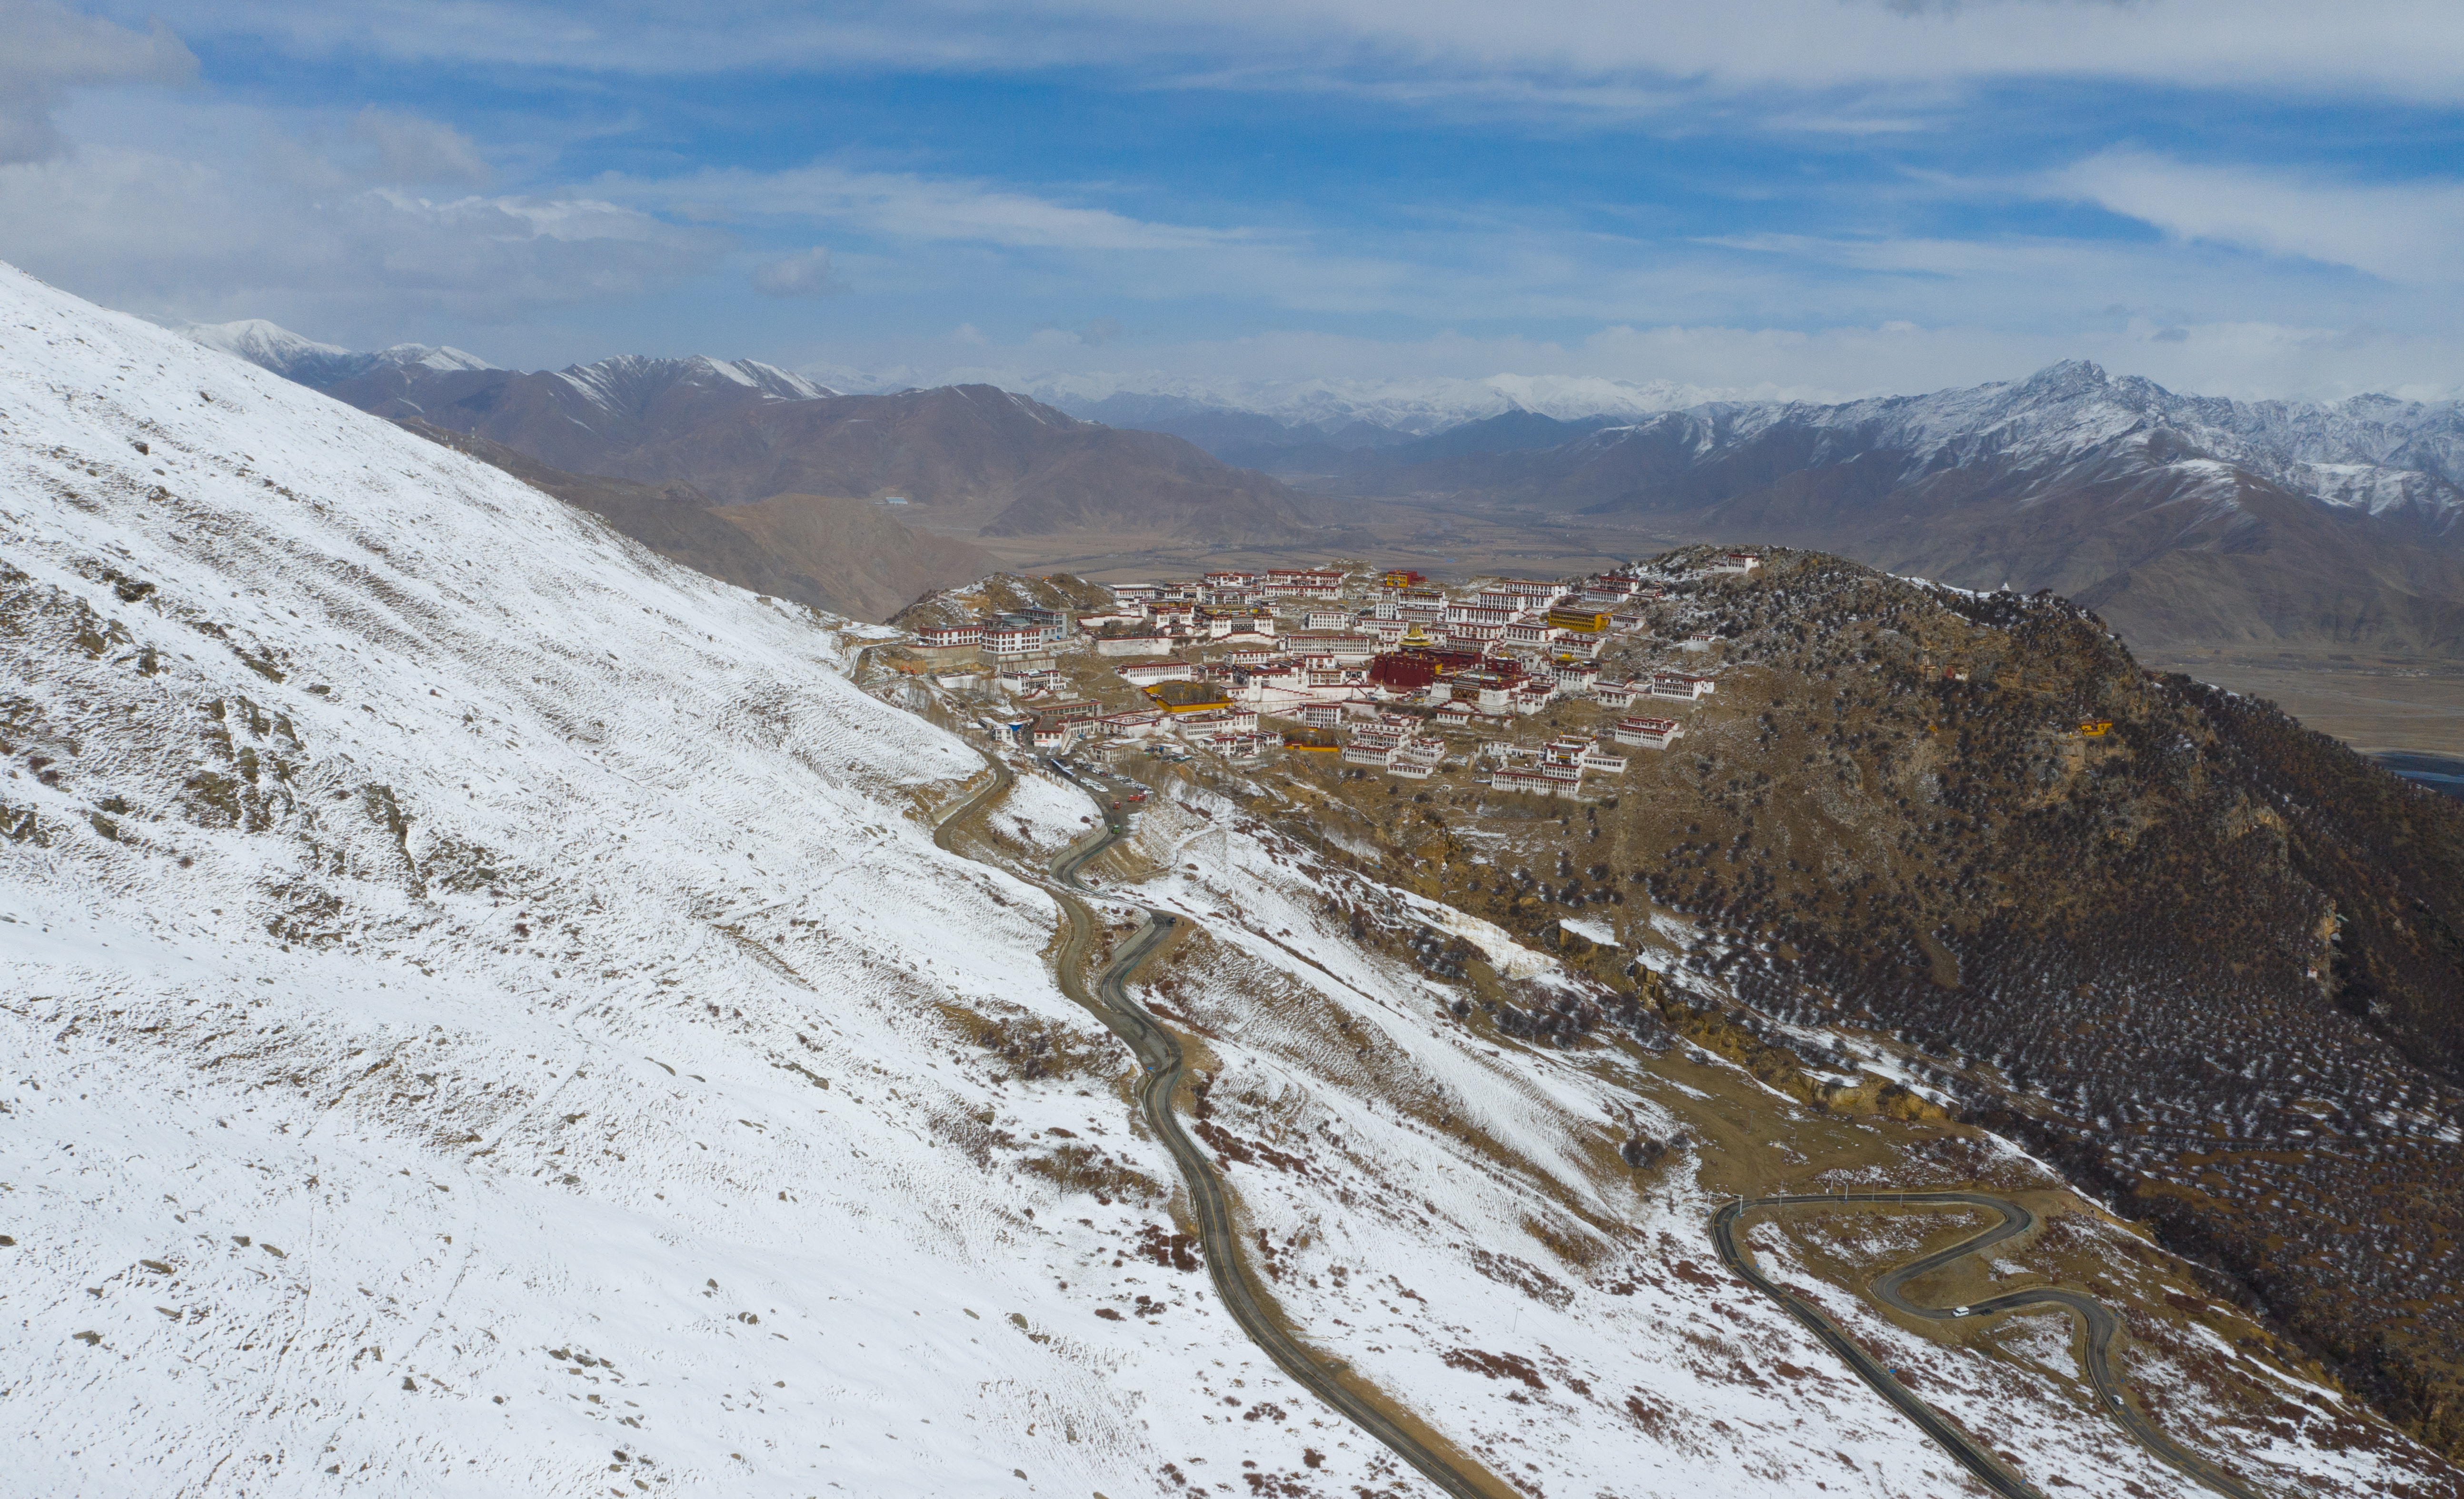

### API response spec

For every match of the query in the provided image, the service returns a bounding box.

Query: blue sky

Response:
[6,0,2464,402]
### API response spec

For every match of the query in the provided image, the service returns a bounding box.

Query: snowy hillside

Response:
[1,265,1418,1497]
[2,262,2433,1498]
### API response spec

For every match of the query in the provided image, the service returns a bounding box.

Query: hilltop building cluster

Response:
[911,553,1757,793]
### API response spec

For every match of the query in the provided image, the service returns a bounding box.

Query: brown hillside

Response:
[610,386,1317,543]
[394,421,993,621]
[708,494,999,623]
[336,356,816,475]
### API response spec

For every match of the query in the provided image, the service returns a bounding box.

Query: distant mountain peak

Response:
[371,342,496,374]
[183,318,367,386]
[184,318,500,386]
[184,317,348,362]
[2014,357,2112,393]
[551,352,832,414]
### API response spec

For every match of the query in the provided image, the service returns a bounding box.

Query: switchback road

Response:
[933,751,1510,1499]
[928,753,2257,1498]
[1713,1191,2265,1499]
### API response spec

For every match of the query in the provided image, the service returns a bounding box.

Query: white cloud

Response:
[749,245,844,297]
[0,0,196,163]
[2049,149,2464,284]
[0,143,725,337]
[351,107,491,186]
[612,159,1473,315]
[650,162,1249,252]
[626,151,2464,342]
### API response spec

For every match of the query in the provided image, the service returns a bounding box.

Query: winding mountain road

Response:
[932,750,1510,1499]
[925,747,2262,1499]
[1713,1191,2265,1499]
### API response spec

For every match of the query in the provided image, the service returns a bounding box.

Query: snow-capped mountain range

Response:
[185,318,2464,526]
[184,318,833,411]
[1587,359,2464,523]
[1332,359,2464,656]
[805,357,2464,508]
[192,330,841,479]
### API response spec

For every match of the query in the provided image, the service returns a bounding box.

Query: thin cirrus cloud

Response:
[631,162,1644,318]
[658,163,1250,253]
[96,0,2464,106]
[1128,0,2464,105]
[2049,149,2464,285]
[350,107,493,187]
[642,161,1445,313]
[750,245,843,298]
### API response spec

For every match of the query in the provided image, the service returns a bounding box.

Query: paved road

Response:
[1714,1191,2266,1499]
[934,750,1510,1499]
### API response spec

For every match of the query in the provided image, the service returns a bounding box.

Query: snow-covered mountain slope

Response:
[179,318,363,385]
[0,264,1411,1498]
